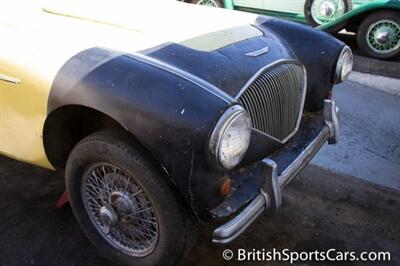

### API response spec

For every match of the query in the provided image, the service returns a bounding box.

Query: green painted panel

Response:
[235,6,306,23]
[229,0,400,31]
[318,0,400,31]
[223,0,235,9]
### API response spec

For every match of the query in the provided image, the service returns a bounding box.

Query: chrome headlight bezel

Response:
[209,105,252,170]
[334,46,353,84]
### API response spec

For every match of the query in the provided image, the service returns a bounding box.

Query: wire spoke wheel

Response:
[67,131,196,265]
[82,163,159,257]
[311,0,346,25]
[366,19,400,55]
[194,0,220,7]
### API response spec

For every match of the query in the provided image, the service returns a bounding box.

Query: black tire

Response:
[185,0,224,8]
[304,0,352,28]
[357,11,400,60]
[65,129,196,266]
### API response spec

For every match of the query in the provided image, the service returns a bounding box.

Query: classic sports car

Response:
[184,0,400,59]
[0,0,351,265]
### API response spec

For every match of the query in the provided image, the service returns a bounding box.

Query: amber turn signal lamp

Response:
[219,178,232,197]
[327,90,333,99]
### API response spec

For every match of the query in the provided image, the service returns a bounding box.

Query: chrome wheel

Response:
[82,163,159,257]
[311,0,346,25]
[366,19,400,55]
[195,0,219,7]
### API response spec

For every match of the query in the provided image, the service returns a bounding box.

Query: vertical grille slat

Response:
[238,62,306,143]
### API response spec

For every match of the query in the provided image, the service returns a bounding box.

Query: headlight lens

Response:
[209,105,252,170]
[334,46,353,83]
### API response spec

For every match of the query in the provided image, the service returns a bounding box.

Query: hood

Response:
[143,26,297,98]
[42,0,262,51]
[41,0,288,98]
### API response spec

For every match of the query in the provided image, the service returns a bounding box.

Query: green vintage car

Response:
[183,0,400,59]
[184,0,357,25]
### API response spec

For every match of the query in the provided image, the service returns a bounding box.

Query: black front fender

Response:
[48,47,231,212]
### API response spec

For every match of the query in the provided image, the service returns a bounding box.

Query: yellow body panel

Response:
[0,26,92,169]
[0,0,259,169]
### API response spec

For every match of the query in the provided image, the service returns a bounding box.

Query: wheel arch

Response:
[43,104,196,215]
[345,8,400,32]
[43,105,161,172]
[318,3,400,32]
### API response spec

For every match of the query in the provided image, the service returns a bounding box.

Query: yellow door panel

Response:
[0,49,53,169]
[0,26,88,170]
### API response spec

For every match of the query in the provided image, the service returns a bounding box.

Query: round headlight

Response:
[209,105,252,170]
[334,46,353,83]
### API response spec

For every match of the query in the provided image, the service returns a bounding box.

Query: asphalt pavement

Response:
[0,158,398,266]
[313,80,400,191]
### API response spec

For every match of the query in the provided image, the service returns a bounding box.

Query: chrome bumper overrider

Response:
[212,100,340,245]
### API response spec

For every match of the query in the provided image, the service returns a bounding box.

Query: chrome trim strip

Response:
[211,100,339,245]
[0,74,21,84]
[235,59,308,144]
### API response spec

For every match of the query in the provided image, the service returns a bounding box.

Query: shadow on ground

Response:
[0,156,399,266]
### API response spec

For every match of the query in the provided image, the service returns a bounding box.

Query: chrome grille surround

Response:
[236,60,307,143]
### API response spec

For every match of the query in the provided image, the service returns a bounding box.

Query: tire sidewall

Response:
[66,132,188,266]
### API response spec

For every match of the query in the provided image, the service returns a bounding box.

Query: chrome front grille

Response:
[237,61,306,143]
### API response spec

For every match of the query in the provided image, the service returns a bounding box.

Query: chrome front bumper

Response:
[212,99,340,245]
